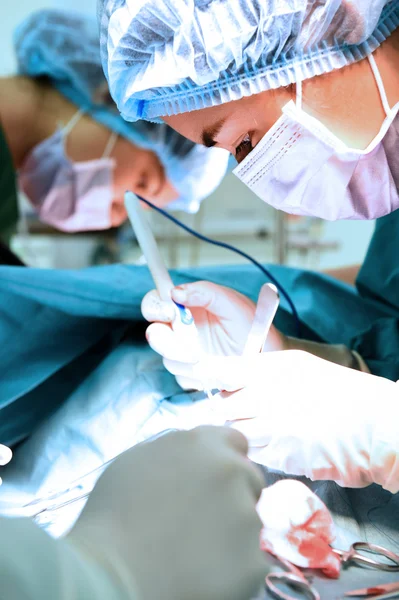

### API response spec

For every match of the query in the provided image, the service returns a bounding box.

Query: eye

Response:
[235,134,253,162]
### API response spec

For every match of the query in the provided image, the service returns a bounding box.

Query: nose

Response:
[132,169,162,198]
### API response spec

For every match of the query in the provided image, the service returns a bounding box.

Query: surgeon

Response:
[98,0,399,492]
[0,9,228,243]
[0,426,269,600]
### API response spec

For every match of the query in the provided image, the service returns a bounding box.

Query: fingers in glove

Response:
[205,355,261,391]
[162,357,242,392]
[193,425,249,457]
[146,323,201,363]
[175,374,203,392]
[228,418,273,447]
[246,439,309,479]
[141,289,176,323]
[188,426,264,498]
[172,281,255,322]
[214,427,265,499]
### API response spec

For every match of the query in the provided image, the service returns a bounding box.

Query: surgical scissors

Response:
[265,555,320,600]
[264,543,399,600]
[332,543,399,573]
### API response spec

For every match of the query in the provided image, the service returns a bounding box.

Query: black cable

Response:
[135,194,301,337]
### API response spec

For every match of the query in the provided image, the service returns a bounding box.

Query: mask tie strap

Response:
[102,131,118,158]
[61,109,117,158]
[62,109,85,136]
[367,54,391,116]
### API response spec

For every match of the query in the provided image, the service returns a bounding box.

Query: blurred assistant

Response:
[0,9,229,235]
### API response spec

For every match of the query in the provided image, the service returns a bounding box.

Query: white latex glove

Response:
[178,351,399,492]
[142,281,284,390]
[142,281,368,393]
[0,444,12,485]
[69,426,269,600]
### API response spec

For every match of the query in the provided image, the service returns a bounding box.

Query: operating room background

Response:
[1,0,375,271]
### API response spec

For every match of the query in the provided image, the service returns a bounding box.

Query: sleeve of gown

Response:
[349,210,399,382]
[350,317,399,380]
[0,517,135,600]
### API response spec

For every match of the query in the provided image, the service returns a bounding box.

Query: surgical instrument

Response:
[243,283,279,356]
[265,554,320,600]
[264,543,399,599]
[344,581,399,599]
[135,194,301,337]
[333,543,399,573]
[124,191,214,399]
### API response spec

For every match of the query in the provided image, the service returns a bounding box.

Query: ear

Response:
[92,81,115,107]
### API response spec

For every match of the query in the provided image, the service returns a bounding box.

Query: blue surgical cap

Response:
[98,0,399,123]
[14,9,229,212]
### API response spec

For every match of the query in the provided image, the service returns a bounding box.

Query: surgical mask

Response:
[234,54,399,221]
[19,110,118,232]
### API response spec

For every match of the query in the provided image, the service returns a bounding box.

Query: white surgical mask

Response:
[19,110,118,232]
[234,54,399,221]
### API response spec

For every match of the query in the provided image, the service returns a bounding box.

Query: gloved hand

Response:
[179,352,399,492]
[68,426,269,600]
[0,444,12,485]
[142,281,369,392]
[142,281,284,390]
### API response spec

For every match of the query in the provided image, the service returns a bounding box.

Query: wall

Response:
[0,0,96,76]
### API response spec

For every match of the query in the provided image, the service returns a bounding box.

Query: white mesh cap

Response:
[99,0,399,122]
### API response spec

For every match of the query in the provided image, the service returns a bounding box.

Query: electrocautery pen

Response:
[124,191,214,399]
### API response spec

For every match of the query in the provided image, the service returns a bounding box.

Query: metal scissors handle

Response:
[333,543,399,572]
[265,555,320,600]
[266,573,320,600]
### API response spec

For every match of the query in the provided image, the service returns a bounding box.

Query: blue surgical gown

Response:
[0,208,398,447]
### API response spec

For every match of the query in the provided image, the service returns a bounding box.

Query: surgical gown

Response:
[0,208,398,446]
[1,211,399,600]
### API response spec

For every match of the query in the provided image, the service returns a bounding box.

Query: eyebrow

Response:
[201,118,226,148]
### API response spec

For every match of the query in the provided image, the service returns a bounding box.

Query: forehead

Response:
[162,103,230,144]
[162,96,256,145]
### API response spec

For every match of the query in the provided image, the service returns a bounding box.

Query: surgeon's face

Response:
[111,138,179,226]
[164,89,292,164]
[164,52,394,162]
